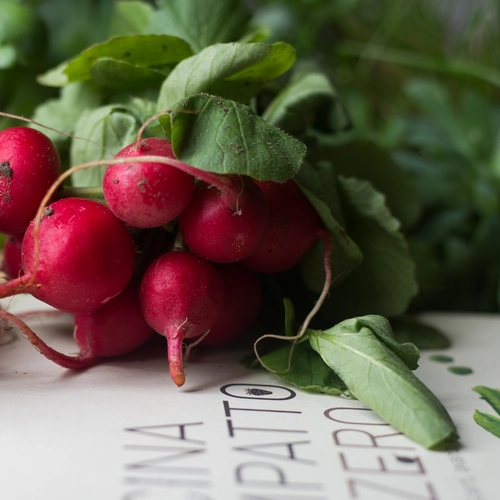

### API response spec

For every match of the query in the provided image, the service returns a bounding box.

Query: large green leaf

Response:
[70,104,140,187]
[38,35,193,87]
[354,315,420,370]
[30,82,102,145]
[160,94,306,182]
[89,58,168,89]
[263,65,351,135]
[110,0,154,36]
[308,316,458,449]
[319,139,421,230]
[294,161,363,290]
[325,176,418,319]
[157,42,296,109]
[150,0,251,53]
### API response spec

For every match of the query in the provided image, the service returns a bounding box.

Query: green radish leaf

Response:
[38,35,193,87]
[30,82,102,144]
[294,161,363,290]
[89,58,168,89]
[263,64,351,135]
[259,342,347,395]
[160,93,306,182]
[70,104,140,187]
[110,0,154,36]
[473,386,500,416]
[150,0,251,53]
[354,315,420,370]
[473,410,500,438]
[157,42,296,109]
[319,139,421,230]
[308,316,458,449]
[324,176,418,319]
[296,161,344,224]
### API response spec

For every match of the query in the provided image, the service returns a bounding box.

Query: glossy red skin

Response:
[74,280,154,359]
[2,234,24,279]
[242,179,322,274]
[0,127,60,236]
[22,198,136,313]
[200,263,262,347]
[139,251,224,340]
[178,176,269,263]
[103,137,195,228]
[140,250,225,386]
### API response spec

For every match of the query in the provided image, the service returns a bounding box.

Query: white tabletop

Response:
[1,295,499,500]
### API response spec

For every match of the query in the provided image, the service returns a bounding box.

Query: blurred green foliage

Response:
[252,0,500,312]
[0,0,114,129]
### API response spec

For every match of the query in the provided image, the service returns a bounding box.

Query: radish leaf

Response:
[70,105,140,187]
[38,35,193,87]
[308,316,458,449]
[157,42,296,109]
[324,176,418,318]
[150,0,251,53]
[259,342,347,396]
[473,411,500,438]
[263,64,351,135]
[161,93,306,182]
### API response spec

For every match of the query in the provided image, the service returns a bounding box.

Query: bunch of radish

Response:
[0,126,332,386]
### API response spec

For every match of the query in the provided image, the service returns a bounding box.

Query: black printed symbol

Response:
[245,388,273,396]
[396,456,416,463]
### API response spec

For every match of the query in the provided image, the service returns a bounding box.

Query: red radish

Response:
[2,234,24,279]
[246,179,336,365]
[0,126,61,236]
[139,250,225,386]
[0,280,154,369]
[73,280,154,360]
[0,197,136,313]
[198,262,262,347]
[178,175,269,263]
[103,137,195,228]
[243,179,328,274]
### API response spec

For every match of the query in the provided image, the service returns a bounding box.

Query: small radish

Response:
[197,262,262,347]
[178,175,269,263]
[0,280,154,369]
[73,279,154,360]
[139,250,225,386]
[0,197,136,313]
[103,137,195,228]
[0,126,61,236]
[243,179,328,274]
[246,179,336,366]
[2,234,24,279]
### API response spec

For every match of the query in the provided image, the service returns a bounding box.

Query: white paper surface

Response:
[1,295,499,500]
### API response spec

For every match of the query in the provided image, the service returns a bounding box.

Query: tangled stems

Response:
[252,230,339,374]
